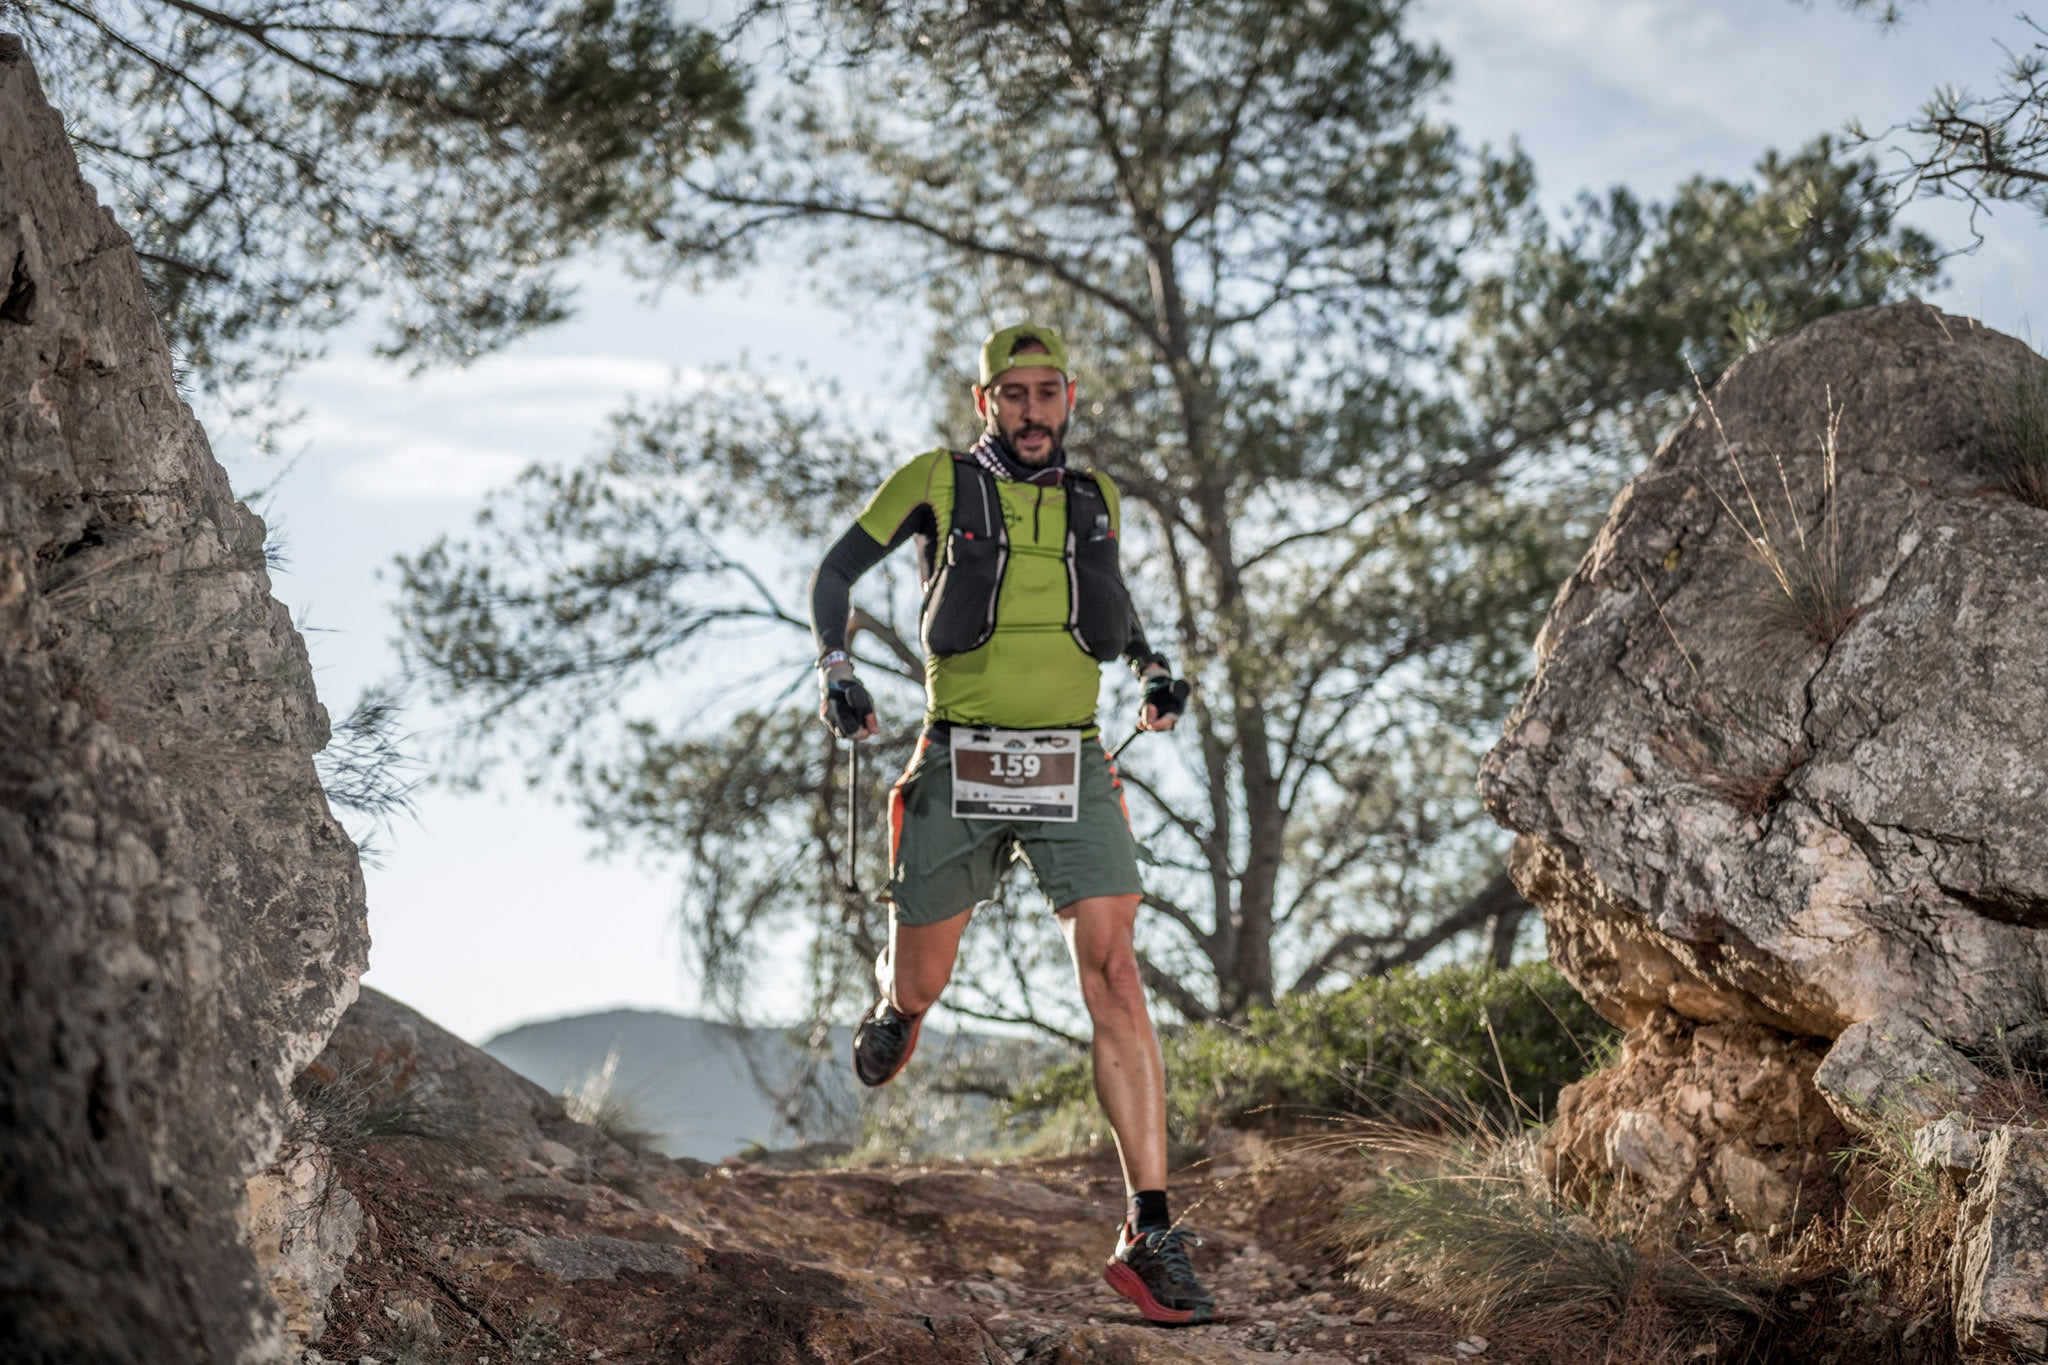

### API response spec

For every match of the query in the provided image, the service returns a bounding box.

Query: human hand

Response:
[1138,673,1189,733]
[819,660,879,739]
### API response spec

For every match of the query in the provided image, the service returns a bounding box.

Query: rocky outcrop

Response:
[1483,303,2048,1049]
[0,34,367,1363]
[1543,1012,1849,1232]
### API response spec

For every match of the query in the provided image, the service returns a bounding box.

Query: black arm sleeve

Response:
[809,524,891,657]
[1120,597,1163,676]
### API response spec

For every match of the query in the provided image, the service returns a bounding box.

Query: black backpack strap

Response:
[949,451,1004,541]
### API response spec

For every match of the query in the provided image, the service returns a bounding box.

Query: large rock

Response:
[1482,303,2048,1047]
[299,987,598,1170]
[0,34,367,1363]
[1954,1126,2048,1354]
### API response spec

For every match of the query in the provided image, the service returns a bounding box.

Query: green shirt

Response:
[856,449,1125,729]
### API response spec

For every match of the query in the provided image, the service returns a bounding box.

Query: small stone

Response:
[1454,1335,1490,1357]
[1350,1307,1378,1324]
[1912,1113,1984,1177]
[533,1139,581,1170]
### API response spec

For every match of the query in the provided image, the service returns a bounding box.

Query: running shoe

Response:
[1103,1223,1214,1325]
[851,999,924,1087]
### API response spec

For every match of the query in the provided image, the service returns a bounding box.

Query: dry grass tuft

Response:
[561,1046,660,1153]
[293,1058,462,1149]
[1987,367,2048,509]
[1339,1124,1764,1363]
[1697,383,1860,645]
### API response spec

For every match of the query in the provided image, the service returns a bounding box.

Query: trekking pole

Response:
[842,738,861,896]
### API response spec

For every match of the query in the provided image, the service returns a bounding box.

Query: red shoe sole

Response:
[853,1010,923,1087]
[1103,1261,1210,1325]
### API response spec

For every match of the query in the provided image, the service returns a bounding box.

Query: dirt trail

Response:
[300,990,1486,1365]
[312,1129,1485,1365]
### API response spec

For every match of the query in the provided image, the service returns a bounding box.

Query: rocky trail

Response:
[300,992,1478,1365]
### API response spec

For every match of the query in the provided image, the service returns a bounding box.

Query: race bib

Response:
[949,727,1082,822]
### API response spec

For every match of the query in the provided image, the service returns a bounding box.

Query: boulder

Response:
[1482,303,2048,1047]
[1812,1014,1986,1129]
[1954,1126,2048,1354]
[0,35,367,1363]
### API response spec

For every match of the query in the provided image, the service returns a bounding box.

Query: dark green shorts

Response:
[884,727,1143,925]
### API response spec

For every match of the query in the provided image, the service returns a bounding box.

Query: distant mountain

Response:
[481,1009,857,1162]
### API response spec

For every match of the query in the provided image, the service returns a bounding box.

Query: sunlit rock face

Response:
[1482,301,2048,1050]
[0,34,367,1363]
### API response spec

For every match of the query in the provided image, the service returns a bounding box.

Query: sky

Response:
[202,0,2048,1043]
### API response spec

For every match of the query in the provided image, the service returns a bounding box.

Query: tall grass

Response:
[1987,367,2048,509]
[1342,1124,1766,1362]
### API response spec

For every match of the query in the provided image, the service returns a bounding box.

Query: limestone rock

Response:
[245,1142,363,1344]
[1954,1126,2048,1354]
[1912,1114,1985,1178]
[1813,1015,1986,1129]
[1482,303,2048,1046]
[0,35,367,1364]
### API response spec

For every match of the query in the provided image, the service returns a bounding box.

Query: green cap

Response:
[978,323,1071,386]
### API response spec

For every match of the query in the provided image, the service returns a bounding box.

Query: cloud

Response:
[1414,0,2007,187]
[332,437,534,503]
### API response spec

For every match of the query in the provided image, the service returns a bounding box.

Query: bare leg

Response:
[1058,893,1167,1195]
[877,905,973,1015]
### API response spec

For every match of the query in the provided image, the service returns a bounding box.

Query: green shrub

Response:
[1006,962,1616,1152]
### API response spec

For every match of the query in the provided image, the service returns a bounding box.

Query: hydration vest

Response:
[919,453,1133,663]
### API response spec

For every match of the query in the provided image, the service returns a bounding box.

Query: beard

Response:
[997,415,1069,466]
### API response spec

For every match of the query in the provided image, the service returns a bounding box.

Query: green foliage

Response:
[1461,137,1941,479]
[19,0,746,421]
[1849,13,2048,226]
[1006,963,1617,1151]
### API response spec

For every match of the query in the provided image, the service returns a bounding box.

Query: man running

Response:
[808,324,1213,1326]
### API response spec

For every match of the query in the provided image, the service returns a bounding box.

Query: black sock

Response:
[1128,1190,1170,1234]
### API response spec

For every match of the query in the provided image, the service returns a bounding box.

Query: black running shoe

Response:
[1104,1223,1214,1325]
[851,999,924,1087]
